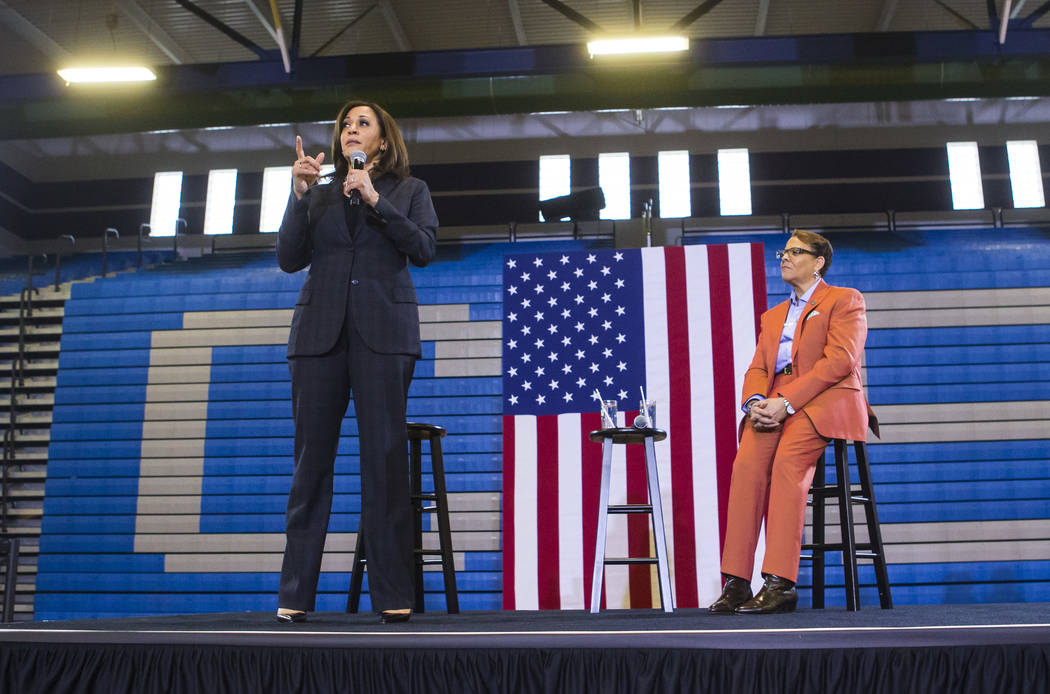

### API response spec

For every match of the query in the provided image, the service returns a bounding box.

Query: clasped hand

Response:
[748,397,788,431]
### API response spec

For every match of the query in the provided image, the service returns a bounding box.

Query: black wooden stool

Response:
[587,426,673,614]
[0,538,19,623]
[347,422,459,614]
[802,439,892,611]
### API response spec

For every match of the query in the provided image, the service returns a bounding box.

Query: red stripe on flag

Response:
[580,411,604,611]
[501,415,516,610]
[706,245,738,556]
[625,416,652,608]
[535,415,561,609]
[663,246,698,607]
[750,242,767,340]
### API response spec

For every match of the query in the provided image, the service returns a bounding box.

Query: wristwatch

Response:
[781,397,795,415]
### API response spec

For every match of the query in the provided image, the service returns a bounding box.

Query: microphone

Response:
[348,150,366,205]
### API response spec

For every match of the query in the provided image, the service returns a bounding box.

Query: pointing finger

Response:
[295,135,304,160]
[316,151,325,166]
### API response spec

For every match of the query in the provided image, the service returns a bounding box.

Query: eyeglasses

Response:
[775,247,819,260]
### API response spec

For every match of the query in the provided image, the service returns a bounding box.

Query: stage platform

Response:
[2,605,1049,692]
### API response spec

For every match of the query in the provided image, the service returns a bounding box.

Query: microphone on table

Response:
[348,150,366,205]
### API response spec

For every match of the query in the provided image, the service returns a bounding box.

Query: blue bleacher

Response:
[33,229,1050,620]
[0,250,174,296]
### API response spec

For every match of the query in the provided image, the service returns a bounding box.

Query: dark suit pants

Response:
[278,318,416,613]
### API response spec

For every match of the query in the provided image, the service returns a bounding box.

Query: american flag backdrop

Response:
[501,243,767,610]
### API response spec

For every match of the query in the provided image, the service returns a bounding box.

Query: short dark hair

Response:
[330,99,410,181]
[791,229,833,277]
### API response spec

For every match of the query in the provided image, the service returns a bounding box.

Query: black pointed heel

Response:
[274,611,307,624]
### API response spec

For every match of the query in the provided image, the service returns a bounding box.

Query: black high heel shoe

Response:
[274,610,307,624]
[380,609,412,624]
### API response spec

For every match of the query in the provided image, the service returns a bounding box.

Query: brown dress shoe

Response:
[707,575,753,614]
[734,574,797,614]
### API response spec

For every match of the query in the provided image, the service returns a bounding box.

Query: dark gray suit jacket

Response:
[277,174,438,358]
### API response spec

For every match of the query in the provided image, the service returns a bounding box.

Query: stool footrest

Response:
[415,549,444,556]
[604,557,659,565]
[412,494,439,502]
[607,504,653,514]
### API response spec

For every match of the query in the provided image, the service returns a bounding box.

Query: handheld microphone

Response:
[348,150,366,205]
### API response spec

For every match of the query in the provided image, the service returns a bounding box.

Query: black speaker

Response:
[538,187,606,222]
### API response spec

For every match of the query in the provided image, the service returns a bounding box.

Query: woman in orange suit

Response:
[708,229,878,615]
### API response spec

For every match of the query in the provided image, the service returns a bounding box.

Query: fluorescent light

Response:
[588,36,688,57]
[946,141,985,210]
[57,66,156,84]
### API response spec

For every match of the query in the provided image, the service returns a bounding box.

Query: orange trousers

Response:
[720,373,830,583]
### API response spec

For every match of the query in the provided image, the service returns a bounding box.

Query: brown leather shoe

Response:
[707,575,753,614]
[734,574,797,614]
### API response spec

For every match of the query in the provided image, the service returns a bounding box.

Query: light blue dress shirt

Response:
[743,279,823,413]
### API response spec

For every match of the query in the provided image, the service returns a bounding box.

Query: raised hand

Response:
[292,135,325,200]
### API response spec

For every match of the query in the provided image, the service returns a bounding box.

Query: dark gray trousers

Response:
[278,316,415,613]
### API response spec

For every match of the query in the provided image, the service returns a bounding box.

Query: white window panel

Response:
[260,166,292,233]
[203,169,237,236]
[1006,140,1046,209]
[717,148,752,216]
[658,150,691,218]
[149,171,183,237]
[599,152,630,220]
[539,154,571,221]
[946,141,985,210]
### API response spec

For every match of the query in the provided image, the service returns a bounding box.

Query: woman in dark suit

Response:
[275,99,438,624]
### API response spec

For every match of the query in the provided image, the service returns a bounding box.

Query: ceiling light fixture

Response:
[587,36,688,57]
[57,66,157,84]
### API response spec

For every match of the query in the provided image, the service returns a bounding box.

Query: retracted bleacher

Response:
[33,229,1050,618]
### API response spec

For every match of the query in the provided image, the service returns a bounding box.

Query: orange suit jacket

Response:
[740,282,879,442]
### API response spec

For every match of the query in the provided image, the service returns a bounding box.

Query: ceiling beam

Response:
[539,0,603,32]
[173,0,269,59]
[671,0,727,32]
[876,0,898,31]
[1000,0,1013,43]
[243,0,279,43]
[243,0,291,72]
[290,0,303,62]
[0,0,71,62]
[754,0,769,35]
[311,4,377,57]
[986,0,999,27]
[1020,0,1050,27]
[932,0,981,30]
[2,29,1049,140]
[508,0,527,45]
[378,0,410,51]
[112,0,193,64]
[633,0,643,29]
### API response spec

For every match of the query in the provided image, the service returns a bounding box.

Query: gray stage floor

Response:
[2,604,1049,650]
